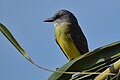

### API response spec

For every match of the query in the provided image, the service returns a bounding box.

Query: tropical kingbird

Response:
[44,10,89,61]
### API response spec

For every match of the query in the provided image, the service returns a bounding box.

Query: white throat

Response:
[53,22,70,27]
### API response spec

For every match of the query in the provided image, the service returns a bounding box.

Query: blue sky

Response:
[0,0,120,80]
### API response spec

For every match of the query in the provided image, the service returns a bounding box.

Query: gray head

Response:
[44,10,78,25]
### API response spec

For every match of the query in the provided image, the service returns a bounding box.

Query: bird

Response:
[44,10,89,61]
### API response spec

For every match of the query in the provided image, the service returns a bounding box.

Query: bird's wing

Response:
[70,24,89,54]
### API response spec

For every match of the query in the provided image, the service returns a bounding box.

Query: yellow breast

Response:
[55,25,81,60]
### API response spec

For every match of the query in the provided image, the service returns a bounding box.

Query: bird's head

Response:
[44,10,78,26]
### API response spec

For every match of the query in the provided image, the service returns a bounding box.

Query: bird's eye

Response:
[56,15,60,19]
[56,14,64,19]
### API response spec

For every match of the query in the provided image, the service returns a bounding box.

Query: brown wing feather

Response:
[70,24,89,54]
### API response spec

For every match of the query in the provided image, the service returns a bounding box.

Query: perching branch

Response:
[95,59,120,80]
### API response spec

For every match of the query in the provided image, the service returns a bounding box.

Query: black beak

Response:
[44,17,54,22]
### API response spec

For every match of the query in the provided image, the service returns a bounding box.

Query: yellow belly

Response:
[55,29,81,60]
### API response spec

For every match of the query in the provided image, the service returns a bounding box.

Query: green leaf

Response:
[0,23,35,64]
[48,41,120,80]
[71,56,120,80]
[0,23,57,72]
